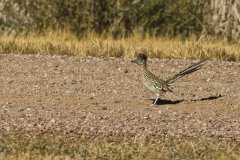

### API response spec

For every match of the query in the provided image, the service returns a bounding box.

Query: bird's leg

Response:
[153,94,160,105]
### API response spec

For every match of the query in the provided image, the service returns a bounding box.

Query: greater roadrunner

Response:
[131,53,205,105]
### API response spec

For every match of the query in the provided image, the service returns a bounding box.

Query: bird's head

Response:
[131,53,148,67]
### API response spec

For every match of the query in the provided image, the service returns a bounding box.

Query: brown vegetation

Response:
[0,31,240,61]
[0,133,239,160]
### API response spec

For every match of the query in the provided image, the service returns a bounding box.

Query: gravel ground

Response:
[0,54,239,141]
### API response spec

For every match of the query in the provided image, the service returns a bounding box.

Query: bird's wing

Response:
[151,76,169,91]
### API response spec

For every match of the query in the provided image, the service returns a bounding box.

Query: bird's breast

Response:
[142,77,161,93]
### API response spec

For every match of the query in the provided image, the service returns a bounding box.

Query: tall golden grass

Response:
[0,31,239,61]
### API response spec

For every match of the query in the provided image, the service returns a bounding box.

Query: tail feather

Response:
[167,61,205,84]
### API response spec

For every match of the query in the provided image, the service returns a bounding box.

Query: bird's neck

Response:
[141,64,149,73]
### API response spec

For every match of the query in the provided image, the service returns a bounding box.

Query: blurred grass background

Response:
[0,0,206,37]
[0,0,240,61]
[1,31,239,61]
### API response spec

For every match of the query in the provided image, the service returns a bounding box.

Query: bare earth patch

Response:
[0,54,240,158]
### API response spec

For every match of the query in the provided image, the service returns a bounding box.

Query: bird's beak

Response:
[131,59,137,63]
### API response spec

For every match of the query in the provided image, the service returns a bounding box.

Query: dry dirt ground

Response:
[0,54,240,141]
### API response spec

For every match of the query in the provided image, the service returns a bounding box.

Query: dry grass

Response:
[0,132,239,160]
[0,31,240,61]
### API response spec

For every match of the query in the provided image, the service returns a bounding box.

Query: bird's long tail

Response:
[166,61,205,85]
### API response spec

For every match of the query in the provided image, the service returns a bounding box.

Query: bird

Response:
[131,53,205,105]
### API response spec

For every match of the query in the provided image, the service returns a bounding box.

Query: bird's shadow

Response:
[149,95,223,105]
[192,95,223,102]
[149,99,184,105]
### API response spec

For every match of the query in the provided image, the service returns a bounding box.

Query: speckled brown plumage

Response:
[131,53,205,105]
